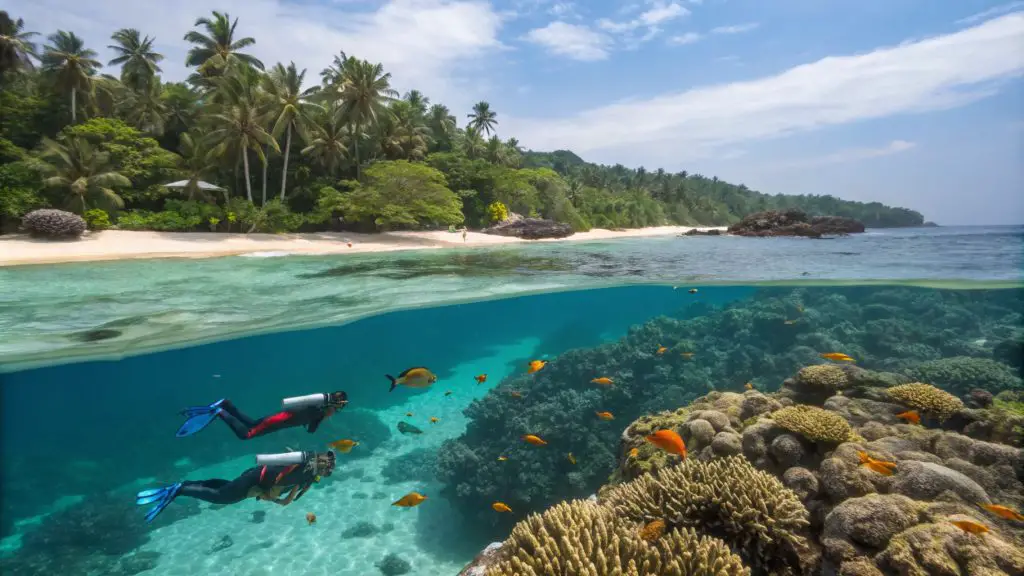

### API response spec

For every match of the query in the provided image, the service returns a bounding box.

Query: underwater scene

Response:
[1,228,1024,576]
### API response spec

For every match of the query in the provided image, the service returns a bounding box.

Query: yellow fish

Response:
[629,447,639,458]
[392,492,428,508]
[527,360,547,374]
[429,417,439,424]
[595,411,614,421]
[387,367,438,392]
[306,512,317,526]
[497,456,508,462]
[492,502,512,513]
[638,519,665,541]
[567,452,576,465]
[522,434,547,446]
[680,352,695,359]
[591,377,614,386]
[744,382,754,390]
[406,412,414,417]
[820,353,855,362]
[656,345,667,355]
[327,439,359,453]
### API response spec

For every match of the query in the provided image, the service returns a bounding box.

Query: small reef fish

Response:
[406,412,414,417]
[656,345,668,355]
[497,456,508,462]
[820,353,855,362]
[306,512,317,526]
[595,411,615,421]
[475,374,487,384]
[895,410,921,425]
[567,453,576,465]
[638,519,666,542]
[444,390,453,397]
[629,447,639,458]
[397,421,423,435]
[744,382,754,391]
[949,519,989,534]
[492,502,513,513]
[688,288,698,294]
[387,367,438,392]
[979,504,1024,521]
[680,352,695,359]
[645,430,687,458]
[527,360,547,374]
[522,434,548,446]
[327,439,359,453]
[784,319,799,325]
[857,451,897,476]
[392,492,427,508]
[591,377,614,386]
[430,417,440,424]
[510,391,524,399]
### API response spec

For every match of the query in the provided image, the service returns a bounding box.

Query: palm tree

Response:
[378,100,429,160]
[467,101,497,136]
[403,89,429,118]
[319,50,347,87]
[427,103,456,152]
[120,75,167,135]
[107,28,162,91]
[41,31,101,123]
[207,69,279,202]
[0,11,38,81]
[332,58,397,178]
[461,125,485,159]
[302,104,348,176]
[176,131,221,203]
[263,62,320,200]
[37,136,130,213]
[485,135,509,165]
[184,11,263,78]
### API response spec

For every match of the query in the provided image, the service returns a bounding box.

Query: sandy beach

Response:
[0,226,724,266]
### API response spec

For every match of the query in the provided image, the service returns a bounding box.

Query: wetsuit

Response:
[217,399,328,440]
[178,464,318,505]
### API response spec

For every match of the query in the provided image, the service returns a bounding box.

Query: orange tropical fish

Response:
[522,434,547,446]
[949,519,989,534]
[567,452,576,465]
[820,352,855,362]
[429,417,439,424]
[979,504,1024,521]
[744,382,754,390]
[629,447,639,458]
[591,377,614,386]
[645,430,687,458]
[680,352,695,359]
[475,374,487,384]
[896,410,920,425]
[327,439,359,453]
[527,360,547,374]
[595,411,614,421]
[306,512,317,525]
[392,492,427,508]
[497,456,508,462]
[492,502,512,513]
[638,519,666,541]
[857,451,897,475]
[510,391,523,399]
[656,345,667,355]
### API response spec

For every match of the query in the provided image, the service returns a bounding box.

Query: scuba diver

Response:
[175,391,348,439]
[135,451,336,522]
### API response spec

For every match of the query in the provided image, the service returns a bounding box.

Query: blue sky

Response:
[16,0,1024,224]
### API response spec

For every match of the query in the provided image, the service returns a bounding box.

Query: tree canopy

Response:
[0,9,926,234]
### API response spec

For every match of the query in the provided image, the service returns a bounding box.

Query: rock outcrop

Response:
[727,209,866,238]
[482,217,574,240]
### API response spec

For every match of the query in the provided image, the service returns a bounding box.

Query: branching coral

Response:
[771,405,855,444]
[602,455,811,574]
[885,383,965,420]
[797,364,850,390]
[904,356,1022,397]
[485,499,750,576]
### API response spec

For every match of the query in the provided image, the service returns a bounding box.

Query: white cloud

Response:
[505,13,1024,163]
[710,22,759,35]
[597,1,689,34]
[667,32,702,45]
[548,2,577,18]
[17,0,504,112]
[522,21,611,61]
[957,1,1024,24]
[773,140,917,170]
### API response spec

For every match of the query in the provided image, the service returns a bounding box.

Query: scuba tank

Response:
[255,451,316,467]
[281,393,329,411]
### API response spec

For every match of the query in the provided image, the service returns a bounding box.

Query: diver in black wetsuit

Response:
[135,452,336,522]
[175,392,348,440]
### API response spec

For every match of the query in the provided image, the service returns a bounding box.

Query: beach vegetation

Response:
[0,10,926,235]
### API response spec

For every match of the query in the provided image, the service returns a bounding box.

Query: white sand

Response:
[0,226,724,267]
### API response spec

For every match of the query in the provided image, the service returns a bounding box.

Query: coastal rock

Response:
[821,494,921,561]
[727,209,865,238]
[680,227,722,236]
[481,217,573,240]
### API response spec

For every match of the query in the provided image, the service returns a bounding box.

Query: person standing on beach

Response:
[462,228,468,242]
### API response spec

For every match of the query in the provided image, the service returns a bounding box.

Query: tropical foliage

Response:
[0,10,925,234]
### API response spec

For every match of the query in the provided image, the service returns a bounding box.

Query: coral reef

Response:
[904,356,1022,397]
[381,448,438,484]
[885,383,965,420]
[771,405,856,444]
[483,500,750,576]
[20,208,87,238]
[376,553,412,576]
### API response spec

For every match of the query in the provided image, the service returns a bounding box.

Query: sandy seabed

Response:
[0,226,725,267]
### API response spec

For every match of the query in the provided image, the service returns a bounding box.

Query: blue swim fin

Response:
[136,483,182,523]
[175,399,225,438]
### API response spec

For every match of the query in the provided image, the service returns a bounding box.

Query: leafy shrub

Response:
[21,208,87,238]
[486,201,508,223]
[326,161,463,230]
[226,198,302,233]
[0,161,45,227]
[83,209,112,231]
[116,210,198,232]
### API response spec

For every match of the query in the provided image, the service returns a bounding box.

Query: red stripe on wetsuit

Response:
[245,411,296,439]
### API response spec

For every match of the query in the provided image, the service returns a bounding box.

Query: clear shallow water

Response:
[1,225,1020,372]
[0,227,1022,576]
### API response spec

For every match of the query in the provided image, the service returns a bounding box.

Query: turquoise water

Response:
[0,226,1022,575]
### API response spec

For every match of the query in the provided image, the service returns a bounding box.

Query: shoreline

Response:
[0,226,724,267]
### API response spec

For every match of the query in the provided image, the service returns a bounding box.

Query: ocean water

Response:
[0,226,1022,576]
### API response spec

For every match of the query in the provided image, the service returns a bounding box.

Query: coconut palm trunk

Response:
[261,144,269,205]
[280,124,291,200]
[353,121,361,179]
[71,88,76,123]
[242,148,253,202]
